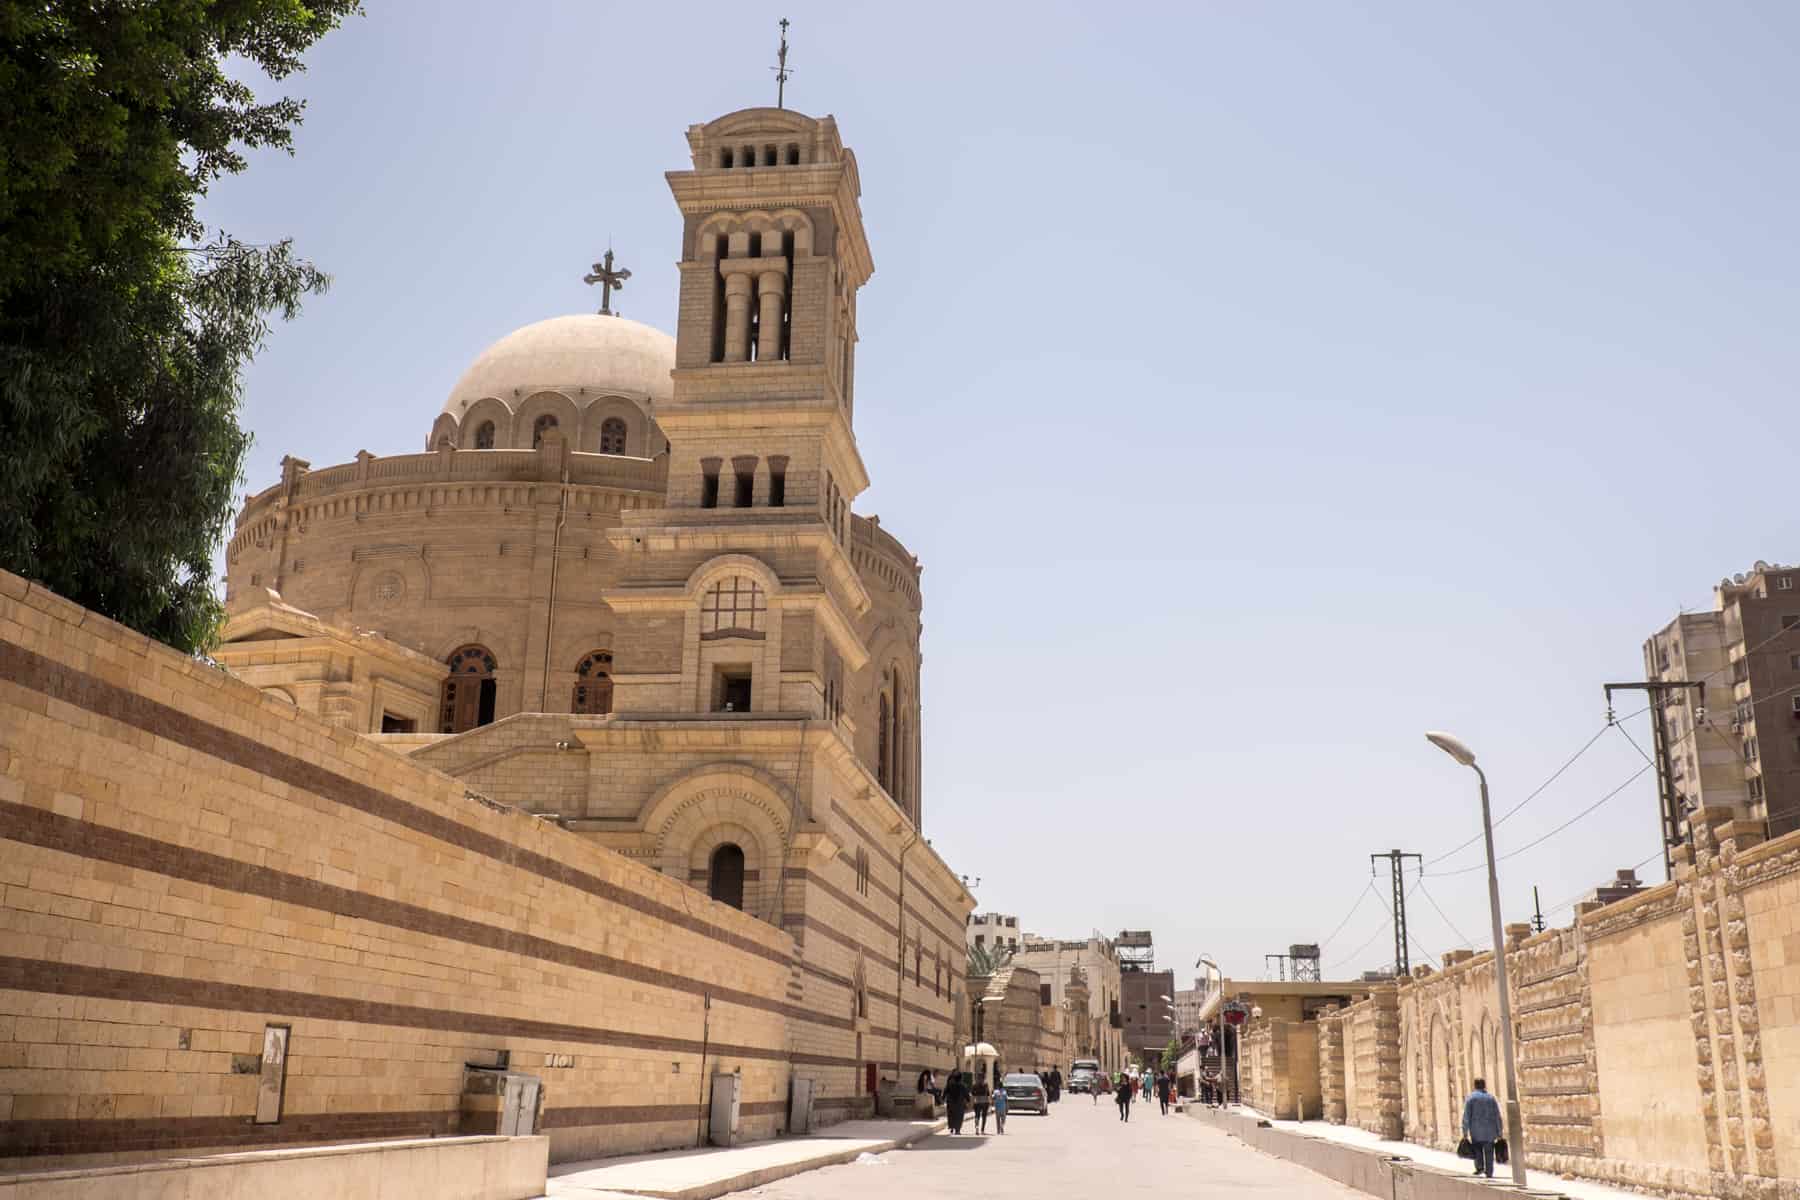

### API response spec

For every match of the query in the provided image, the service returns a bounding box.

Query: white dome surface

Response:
[443,314,675,415]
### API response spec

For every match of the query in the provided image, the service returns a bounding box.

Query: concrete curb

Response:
[1183,1107,1571,1200]
[609,1120,947,1200]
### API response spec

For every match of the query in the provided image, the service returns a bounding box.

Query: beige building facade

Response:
[0,104,975,1170]
[1011,935,1125,1073]
[1644,560,1800,853]
[965,911,1021,956]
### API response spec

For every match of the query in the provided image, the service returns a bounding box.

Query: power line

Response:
[1366,874,1436,971]
[1415,876,1477,949]
[1327,882,1393,969]
[1614,722,1655,767]
[1539,847,1665,919]
[1427,762,1654,877]
[1425,708,1648,869]
[1319,885,1373,948]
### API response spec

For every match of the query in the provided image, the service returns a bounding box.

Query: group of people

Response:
[918,1063,1182,1133]
[1102,1069,1177,1122]
[918,1068,1009,1136]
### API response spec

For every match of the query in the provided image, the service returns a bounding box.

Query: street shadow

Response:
[906,1136,991,1150]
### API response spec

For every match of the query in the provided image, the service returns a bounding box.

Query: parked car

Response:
[1001,1072,1048,1114]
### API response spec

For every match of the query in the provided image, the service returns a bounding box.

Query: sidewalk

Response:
[1193,1104,1643,1200]
[544,1118,945,1200]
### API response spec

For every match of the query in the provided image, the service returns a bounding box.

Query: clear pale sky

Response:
[202,1,1800,987]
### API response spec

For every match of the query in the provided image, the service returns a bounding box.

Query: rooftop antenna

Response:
[772,18,793,108]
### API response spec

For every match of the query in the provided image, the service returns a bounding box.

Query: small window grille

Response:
[599,417,628,454]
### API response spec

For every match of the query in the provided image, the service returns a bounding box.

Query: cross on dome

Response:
[583,248,630,316]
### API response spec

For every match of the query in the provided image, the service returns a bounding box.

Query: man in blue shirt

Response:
[1462,1079,1504,1178]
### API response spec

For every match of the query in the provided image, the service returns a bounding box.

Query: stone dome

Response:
[442,314,675,417]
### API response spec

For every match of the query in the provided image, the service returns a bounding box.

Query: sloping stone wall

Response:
[0,572,805,1169]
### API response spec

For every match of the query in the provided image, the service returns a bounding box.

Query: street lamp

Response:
[1426,730,1527,1188]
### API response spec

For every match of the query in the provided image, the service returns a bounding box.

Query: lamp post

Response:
[1426,730,1527,1188]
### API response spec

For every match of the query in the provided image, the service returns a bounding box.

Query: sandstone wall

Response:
[1307,809,1800,1200]
[0,572,806,1168]
[1241,1020,1321,1121]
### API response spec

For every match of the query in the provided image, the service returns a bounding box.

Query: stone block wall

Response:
[0,572,804,1169]
[1317,1003,1346,1124]
[1240,1020,1320,1120]
[1321,984,1402,1139]
[1307,809,1800,1200]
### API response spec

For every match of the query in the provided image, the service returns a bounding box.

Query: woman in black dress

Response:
[945,1071,969,1134]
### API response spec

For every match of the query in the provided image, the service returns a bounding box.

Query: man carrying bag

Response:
[1461,1079,1504,1179]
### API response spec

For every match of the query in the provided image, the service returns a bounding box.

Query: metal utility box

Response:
[709,1073,742,1146]
[789,1077,814,1133]
[461,1066,543,1136]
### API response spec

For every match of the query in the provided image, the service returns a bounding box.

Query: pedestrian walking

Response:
[1157,1072,1172,1116]
[945,1071,969,1135]
[1461,1078,1503,1178]
[972,1076,991,1134]
[993,1082,1008,1134]
[1091,1071,1104,1105]
[1048,1066,1062,1102]
[1115,1073,1133,1122]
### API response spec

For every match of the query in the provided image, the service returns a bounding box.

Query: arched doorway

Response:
[708,843,745,910]
[441,644,498,733]
[1428,1013,1455,1144]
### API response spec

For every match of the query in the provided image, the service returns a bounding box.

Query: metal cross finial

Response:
[583,248,630,316]
[772,18,793,109]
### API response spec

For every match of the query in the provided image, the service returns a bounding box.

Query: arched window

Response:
[532,414,558,447]
[700,576,767,638]
[708,843,746,910]
[440,644,498,733]
[473,420,495,450]
[599,417,628,454]
[572,650,613,714]
[877,692,892,793]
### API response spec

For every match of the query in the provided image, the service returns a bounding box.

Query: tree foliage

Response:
[0,1,357,651]
[966,940,1014,978]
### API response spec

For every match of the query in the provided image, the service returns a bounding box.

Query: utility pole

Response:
[1531,886,1546,934]
[1604,680,1706,881]
[1372,850,1422,976]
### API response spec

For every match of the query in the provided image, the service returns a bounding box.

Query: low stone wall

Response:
[0,1134,546,1200]
[0,572,801,1168]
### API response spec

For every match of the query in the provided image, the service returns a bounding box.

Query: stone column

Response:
[723,272,753,362]
[757,269,786,361]
[1372,984,1404,1140]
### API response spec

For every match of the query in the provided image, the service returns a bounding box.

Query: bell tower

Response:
[603,108,876,719]
[663,107,872,517]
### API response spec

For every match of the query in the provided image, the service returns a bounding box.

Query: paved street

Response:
[742,1101,1362,1200]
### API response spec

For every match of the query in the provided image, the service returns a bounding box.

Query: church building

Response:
[217,105,972,1132]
